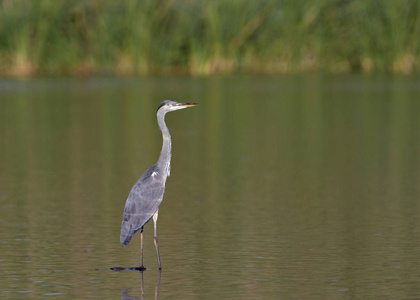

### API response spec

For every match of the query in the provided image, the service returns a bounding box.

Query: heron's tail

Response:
[120,223,135,247]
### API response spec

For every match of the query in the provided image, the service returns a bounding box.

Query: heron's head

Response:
[157,100,199,113]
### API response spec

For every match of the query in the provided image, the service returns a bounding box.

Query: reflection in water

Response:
[121,270,161,300]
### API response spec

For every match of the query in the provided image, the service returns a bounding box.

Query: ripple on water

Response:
[44,293,66,296]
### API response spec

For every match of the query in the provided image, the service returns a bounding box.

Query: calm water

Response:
[1,75,420,299]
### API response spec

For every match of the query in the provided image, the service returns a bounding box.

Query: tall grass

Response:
[0,0,419,77]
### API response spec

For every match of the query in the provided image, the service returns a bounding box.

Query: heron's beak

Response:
[177,102,199,108]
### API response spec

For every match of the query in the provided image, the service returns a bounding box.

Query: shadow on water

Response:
[119,270,161,300]
[110,267,147,271]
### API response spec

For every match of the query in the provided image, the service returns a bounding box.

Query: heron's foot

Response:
[138,266,147,271]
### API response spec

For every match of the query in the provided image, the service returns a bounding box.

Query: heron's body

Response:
[120,164,166,246]
[120,100,198,270]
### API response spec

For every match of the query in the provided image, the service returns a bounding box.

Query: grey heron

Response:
[120,100,199,270]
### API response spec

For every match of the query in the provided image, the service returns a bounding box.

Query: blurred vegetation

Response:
[0,0,419,77]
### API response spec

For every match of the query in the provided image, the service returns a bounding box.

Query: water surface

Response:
[1,75,420,298]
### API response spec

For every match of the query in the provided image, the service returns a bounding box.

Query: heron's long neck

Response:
[156,110,171,176]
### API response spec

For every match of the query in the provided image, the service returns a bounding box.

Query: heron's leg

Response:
[153,210,162,270]
[140,227,144,269]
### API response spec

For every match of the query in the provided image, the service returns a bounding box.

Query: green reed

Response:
[0,0,419,76]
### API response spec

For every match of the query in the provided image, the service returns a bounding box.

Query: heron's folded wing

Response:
[120,176,165,246]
